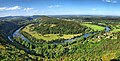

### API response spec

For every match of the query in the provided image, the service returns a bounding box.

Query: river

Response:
[9,26,111,44]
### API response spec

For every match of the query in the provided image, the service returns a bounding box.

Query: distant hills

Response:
[0,15,42,21]
[1,15,120,22]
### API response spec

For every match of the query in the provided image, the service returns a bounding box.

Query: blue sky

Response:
[0,0,120,17]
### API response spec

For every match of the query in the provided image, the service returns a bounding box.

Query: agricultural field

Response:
[111,29,120,32]
[81,23,105,31]
[110,23,120,32]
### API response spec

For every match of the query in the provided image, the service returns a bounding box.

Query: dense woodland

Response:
[33,18,87,34]
[0,16,120,61]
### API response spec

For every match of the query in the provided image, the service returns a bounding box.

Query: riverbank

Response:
[10,23,111,45]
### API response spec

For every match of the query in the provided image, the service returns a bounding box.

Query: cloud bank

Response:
[0,6,21,11]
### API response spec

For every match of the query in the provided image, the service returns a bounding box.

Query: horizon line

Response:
[1,14,120,17]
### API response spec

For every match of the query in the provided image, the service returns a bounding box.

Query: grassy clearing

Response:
[111,24,120,32]
[111,29,120,32]
[22,24,82,42]
[81,23,105,31]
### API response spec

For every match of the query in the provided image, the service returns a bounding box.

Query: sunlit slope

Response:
[81,23,105,31]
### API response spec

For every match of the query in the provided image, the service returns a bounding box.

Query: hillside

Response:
[0,16,120,61]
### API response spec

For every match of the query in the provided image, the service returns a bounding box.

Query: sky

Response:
[0,0,120,17]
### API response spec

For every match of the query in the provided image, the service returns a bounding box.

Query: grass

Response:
[22,24,82,42]
[81,23,105,31]
[111,29,120,32]
[110,24,120,32]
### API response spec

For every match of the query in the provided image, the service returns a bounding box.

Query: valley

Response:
[0,15,120,61]
[1,0,120,60]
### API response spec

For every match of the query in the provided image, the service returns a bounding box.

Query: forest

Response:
[0,16,120,61]
[33,19,87,34]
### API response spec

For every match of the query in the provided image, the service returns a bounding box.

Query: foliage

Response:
[33,19,87,34]
[0,16,120,61]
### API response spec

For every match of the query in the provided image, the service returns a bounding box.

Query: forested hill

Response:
[0,17,33,44]
[32,17,87,34]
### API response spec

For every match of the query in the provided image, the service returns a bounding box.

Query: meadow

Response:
[81,23,105,31]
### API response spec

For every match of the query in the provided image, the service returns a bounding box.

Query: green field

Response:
[81,23,105,31]
[22,24,82,42]
[111,29,120,32]
[110,24,120,32]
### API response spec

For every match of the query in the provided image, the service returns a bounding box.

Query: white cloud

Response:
[102,0,118,3]
[0,6,21,11]
[48,5,61,8]
[0,6,34,12]
[24,8,33,11]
